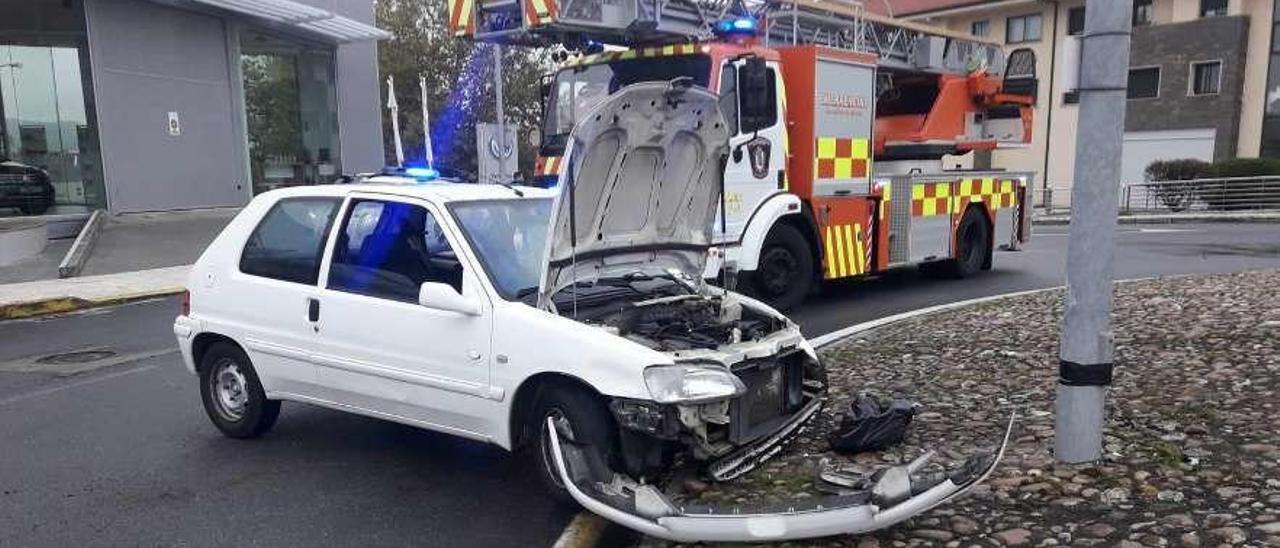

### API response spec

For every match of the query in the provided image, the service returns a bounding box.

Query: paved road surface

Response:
[1,223,1277,547]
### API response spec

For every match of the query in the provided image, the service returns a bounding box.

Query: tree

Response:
[377,0,550,179]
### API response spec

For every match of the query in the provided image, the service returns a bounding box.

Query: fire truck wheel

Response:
[745,224,813,311]
[950,207,991,278]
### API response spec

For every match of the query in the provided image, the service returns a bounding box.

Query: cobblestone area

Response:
[646,270,1280,547]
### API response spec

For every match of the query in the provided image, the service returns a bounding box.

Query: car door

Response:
[308,195,497,439]
[226,196,342,397]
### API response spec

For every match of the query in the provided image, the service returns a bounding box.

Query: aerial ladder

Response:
[448,0,1038,310]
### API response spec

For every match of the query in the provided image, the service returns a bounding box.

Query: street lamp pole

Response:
[1056,0,1132,463]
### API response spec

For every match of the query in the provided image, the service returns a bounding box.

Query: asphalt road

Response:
[1,223,1277,547]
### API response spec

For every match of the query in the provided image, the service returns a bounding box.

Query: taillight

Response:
[180,290,191,316]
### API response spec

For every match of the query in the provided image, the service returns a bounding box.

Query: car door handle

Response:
[307,298,320,323]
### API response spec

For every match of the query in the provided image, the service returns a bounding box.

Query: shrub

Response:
[1143,159,1210,211]
[1143,159,1211,182]
[1207,157,1280,178]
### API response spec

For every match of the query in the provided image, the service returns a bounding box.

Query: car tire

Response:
[944,207,991,278]
[742,223,813,312]
[529,384,618,506]
[198,342,280,439]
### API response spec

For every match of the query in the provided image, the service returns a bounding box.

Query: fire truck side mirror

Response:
[739,57,770,132]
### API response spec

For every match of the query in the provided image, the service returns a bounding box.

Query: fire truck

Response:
[449,0,1038,310]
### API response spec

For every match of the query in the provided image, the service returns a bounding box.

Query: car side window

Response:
[239,197,341,285]
[327,199,464,303]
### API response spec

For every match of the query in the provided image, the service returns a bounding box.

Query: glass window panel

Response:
[1127,67,1160,99]
[0,0,104,217]
[241,29,341,195]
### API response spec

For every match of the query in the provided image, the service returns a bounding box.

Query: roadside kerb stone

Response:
[639,269,1280,547]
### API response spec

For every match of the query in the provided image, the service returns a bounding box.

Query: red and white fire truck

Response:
[450,0,1038,309]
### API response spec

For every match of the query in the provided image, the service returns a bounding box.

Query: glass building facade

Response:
[0,0,105,216]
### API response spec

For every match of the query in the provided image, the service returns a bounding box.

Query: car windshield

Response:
[541,54,711,154]
[449,198,554,300]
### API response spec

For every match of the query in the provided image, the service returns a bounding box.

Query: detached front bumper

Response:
[548,414,1015,543]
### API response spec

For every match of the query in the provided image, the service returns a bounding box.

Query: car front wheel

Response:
[529,384,618,506]
[198,342,280,439]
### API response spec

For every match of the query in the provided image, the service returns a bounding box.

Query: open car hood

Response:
[548,414,1017,543]
[537,81,729,308]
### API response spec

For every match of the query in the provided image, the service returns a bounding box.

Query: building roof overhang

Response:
[157,0,390,43]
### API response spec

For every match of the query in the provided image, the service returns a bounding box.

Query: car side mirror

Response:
[418,282,481,316]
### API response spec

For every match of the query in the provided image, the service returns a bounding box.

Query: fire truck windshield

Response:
[541,54,711,155]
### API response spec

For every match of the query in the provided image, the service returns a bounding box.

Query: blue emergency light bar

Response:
[714,16,758,36]
[403,166,440,180]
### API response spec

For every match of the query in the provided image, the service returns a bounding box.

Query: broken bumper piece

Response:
[547,414,1016,543]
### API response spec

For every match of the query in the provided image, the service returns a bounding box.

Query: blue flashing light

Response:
[404,166,440,180]
[715,16,757,35]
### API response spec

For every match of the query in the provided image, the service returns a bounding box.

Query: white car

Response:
[174,82,1007,542]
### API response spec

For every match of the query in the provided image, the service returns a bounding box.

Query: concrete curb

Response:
[0,287,184,321]
[1033,212,1280,226]
[0,265,189,321]
[58,209,106,278]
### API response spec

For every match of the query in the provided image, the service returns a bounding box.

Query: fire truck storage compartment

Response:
[810,195,876,279]
[778,45,876,199]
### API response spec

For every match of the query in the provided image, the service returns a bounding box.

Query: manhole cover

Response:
[36,350,117,365]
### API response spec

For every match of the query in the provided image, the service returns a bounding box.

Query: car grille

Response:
[728,350,805,444]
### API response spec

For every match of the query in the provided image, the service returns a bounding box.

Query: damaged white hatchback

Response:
[174,81,1009,543]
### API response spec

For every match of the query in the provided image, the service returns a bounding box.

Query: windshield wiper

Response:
[496,181,524,197]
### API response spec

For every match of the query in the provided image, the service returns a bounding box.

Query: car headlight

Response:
[643,364,746,404]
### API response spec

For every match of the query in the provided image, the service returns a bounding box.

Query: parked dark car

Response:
[0,158,55,215]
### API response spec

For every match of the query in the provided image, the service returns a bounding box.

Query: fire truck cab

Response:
[453,0,1038,310]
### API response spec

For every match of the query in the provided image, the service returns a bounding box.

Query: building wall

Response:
[85,0,383,213]
[908,0,1272,196]
[1127,15,1250,160]
[86,0,248,213]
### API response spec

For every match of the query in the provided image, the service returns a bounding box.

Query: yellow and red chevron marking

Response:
[560,44,710,68]
[822,223,870,279]
[522,0,557,27]
[955,178,1019,211]
[910,182,951,217]
[814,137,870,180]
[535,155,564,177]
[448,0,475,36]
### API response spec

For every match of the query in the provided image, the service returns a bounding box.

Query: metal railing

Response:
[1039,176,1280,216]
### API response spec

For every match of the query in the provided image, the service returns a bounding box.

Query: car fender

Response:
[488,301,674,449]
[734,193,805,271]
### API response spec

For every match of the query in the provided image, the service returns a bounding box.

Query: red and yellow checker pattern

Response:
[822,223,871,279]
[911,178,1021,217]
[955,178,1019,211]
[448,0,475,36]
[535,155,564,178]
[522,0,557,27]
[814,137,870,180]
[910,182,952,217]
[560,44,709,68]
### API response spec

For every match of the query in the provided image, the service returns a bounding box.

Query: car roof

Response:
[261,179,558,204]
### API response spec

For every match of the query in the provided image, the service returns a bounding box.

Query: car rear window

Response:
[239,197,341,285]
